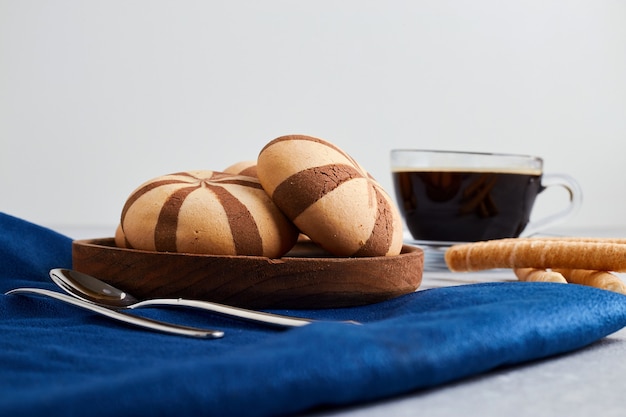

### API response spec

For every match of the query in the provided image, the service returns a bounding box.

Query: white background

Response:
[2,0,625,236]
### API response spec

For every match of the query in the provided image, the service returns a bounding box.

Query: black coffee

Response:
[392,170,542,242]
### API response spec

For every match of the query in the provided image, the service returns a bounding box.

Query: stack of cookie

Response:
[116,135,404,259]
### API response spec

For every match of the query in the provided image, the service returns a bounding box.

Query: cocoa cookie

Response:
[119,170,298,257]
[257,135,403,257]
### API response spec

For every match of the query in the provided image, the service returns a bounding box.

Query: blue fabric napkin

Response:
[2,211,626,417]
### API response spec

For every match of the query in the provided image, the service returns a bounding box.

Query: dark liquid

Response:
[392,170,542,242]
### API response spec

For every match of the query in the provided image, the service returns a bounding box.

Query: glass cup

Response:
[390,149,582,243]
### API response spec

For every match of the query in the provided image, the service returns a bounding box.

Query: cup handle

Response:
[521,173,582,237]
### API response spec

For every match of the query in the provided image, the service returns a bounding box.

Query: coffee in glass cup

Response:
[390,150,582,243]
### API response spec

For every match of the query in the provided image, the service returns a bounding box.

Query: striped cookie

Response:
[119,170,298,257]
[223,160,258,177]
[114,223,127,248]
[257,135,404,257]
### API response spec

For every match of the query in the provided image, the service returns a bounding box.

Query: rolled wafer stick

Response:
[553,268,626,295]
[444,238,626,272]
[533,237,626,245]
[514,268,567,283]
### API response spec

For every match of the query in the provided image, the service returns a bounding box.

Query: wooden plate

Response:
[72,238,423,309]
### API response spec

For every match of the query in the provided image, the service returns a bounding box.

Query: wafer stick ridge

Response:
[514,268,567,283]
[553,268,626,295]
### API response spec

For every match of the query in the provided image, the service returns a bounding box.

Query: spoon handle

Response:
[130,298,316,327]
[5,288,224,339]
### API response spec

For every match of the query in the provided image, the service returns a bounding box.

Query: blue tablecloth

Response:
[2,211,626,417]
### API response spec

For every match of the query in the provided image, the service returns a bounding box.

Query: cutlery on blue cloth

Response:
[49,268,360,327]
[5,287,224,338]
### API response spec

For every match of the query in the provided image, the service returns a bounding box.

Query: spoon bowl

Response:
[51,268,140,308]
[50,269,356,327]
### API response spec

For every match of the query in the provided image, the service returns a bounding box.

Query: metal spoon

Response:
[5,287,224,339]
[50,268,354,328]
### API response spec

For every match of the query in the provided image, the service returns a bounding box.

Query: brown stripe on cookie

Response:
[120,178,195,233]
[154,185,199,252]
[262,135,369,178]
[207,173,264,190]
[169,172,204,179]
[260,134,328,150]
[272,164,363,220]
[207,185,264,255]
[260,135,346,158]
[352,185,395,257]
[238,166,257,177]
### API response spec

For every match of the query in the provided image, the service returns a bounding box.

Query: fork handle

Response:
[5,288,224,339]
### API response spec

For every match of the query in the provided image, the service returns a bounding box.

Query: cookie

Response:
[257,135,403,257]
[223,160,258,177]
[119,170,298,257]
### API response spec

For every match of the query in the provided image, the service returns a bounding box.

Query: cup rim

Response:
[390,149,543,162]
[390,149,544,174]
